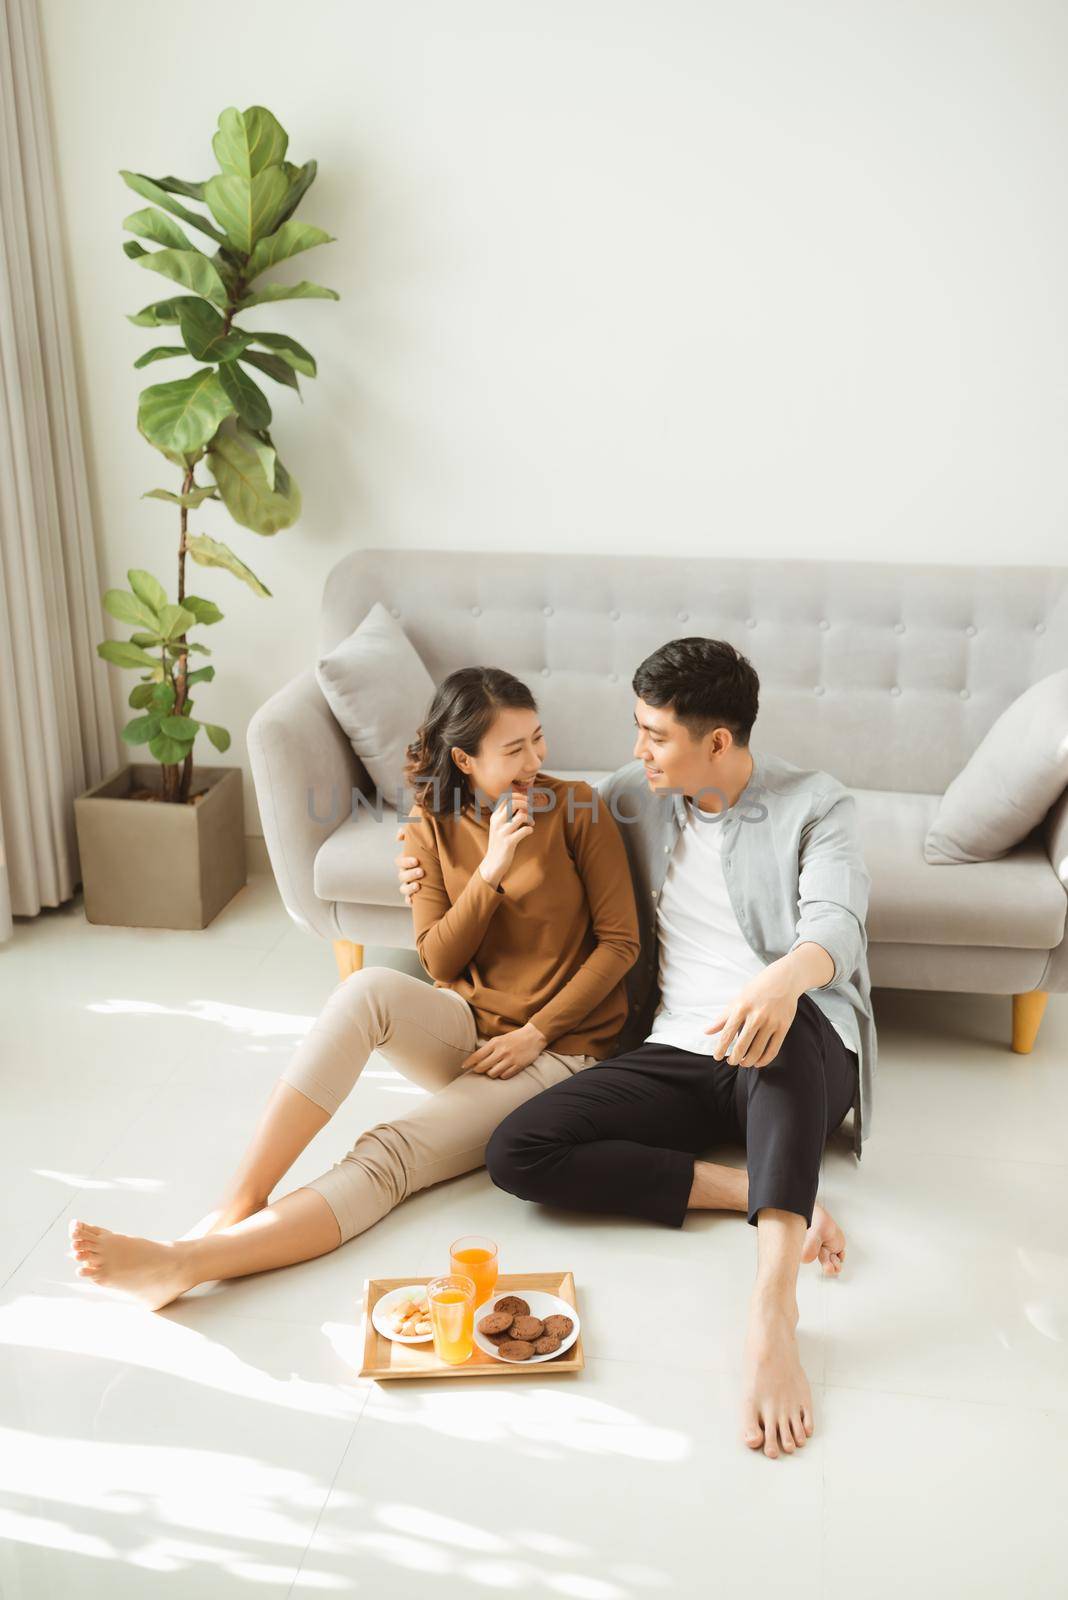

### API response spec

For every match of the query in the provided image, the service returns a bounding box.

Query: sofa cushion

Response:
[857,788,1066,948]
[315,602,435,804]
[924,668,1068,864]
[314,770,613,907]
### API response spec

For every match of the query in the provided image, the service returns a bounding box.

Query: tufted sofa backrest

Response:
[319,550,1068,795]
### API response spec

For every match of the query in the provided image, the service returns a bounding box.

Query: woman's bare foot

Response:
[801,1201,846,1276]
[179,1195,267,1241]
[740,1293,814,1459]
[68,1219,198,1312]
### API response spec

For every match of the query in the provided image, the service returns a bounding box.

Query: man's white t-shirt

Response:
[646,795,854,1057]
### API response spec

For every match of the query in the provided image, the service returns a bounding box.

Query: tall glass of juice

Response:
[427,1275,476,1365]
[449,1235,499,1306]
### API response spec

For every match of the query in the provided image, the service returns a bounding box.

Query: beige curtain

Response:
[0,0,119,944]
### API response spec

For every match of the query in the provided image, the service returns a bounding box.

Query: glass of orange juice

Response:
[449,1235,499,1306]
[427,1274,476,1365]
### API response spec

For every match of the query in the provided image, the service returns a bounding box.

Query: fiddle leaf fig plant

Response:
[98,104,338,803]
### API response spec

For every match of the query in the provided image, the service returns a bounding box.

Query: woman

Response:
[67,667,640,1311]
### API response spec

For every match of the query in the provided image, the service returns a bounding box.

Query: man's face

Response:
[632,698,728,799]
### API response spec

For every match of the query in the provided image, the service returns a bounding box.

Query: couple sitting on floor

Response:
[68,634,875,1461]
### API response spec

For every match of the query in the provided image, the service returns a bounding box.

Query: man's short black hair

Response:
[632,637,760,746]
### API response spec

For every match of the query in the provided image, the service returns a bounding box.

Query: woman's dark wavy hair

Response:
[404,666,539,815]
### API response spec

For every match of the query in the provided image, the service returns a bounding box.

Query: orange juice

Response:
[427,1276,475,1365]
[450,1242,498,1305]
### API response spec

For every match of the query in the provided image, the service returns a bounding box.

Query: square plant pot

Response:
[74,762,247,929]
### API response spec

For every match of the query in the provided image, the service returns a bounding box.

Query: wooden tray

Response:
[359,1270,584,1380]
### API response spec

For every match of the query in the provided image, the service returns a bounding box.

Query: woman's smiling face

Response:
[451,707,547,804]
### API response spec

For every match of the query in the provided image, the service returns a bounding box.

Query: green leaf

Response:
[128,570,168,614]
[143,485,219,508]
[186,665,216,686]
[238,348,300,393]
[157,603,197,640]
[212,106,289,178]
[160,714,199,739]
[181,595,223,626]
[246,219,335,280]
[185,532,272,597]
[98,639,159,670]
[122,713,164,745]
[133,346,189,368]
[154,175,208,202]
[244,429,276,490]
[123,240,149,259]
[123,206,196,251]
[149,732,194,764]
[183,641,213,655]
[217,360,272,429]
[135,247,229,308]
[248,331,316,377]
[205,168,290,255]
[138,369,233,455]
[237,279,339,309]
[119,170,227,245]
[103,588,160,630]
[128,298,186,327]
[129,631,162,648]
[271,160,318,230]
[207,419,301,533]
[151,681,177,712]
[176,299,254,364]
[128,682,157,708]
[136,415,206,469]
[205,722,231,753]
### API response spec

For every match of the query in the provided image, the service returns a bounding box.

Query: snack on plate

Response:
[498,1338,536,1361]
[478,1311,514,1337]
[388,1293,432,1337]
[478,1295,575,1360]
[493,1295,530,1318]
[511,1315,545,1341]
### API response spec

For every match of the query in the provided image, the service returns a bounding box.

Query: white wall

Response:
[37,0,1068,836]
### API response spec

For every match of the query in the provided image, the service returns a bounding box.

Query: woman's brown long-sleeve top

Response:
[403,773,641,1059]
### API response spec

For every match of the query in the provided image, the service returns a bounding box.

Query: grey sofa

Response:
[248,548,1068,1054]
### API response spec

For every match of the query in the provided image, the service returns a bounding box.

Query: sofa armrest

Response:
[247,666,370,939]
[1043,784,1068,890]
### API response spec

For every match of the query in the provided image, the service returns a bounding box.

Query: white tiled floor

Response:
[1,875,1066,1598]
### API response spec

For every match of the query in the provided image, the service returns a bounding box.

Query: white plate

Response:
[371,1284,434,1344]
[472,1288,581,1365]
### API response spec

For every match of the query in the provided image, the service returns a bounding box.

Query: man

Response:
[395,636,875,1460]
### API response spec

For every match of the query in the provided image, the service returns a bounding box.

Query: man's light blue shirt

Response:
[593,747,876,1160]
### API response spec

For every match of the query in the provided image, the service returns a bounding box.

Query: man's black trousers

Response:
[485,992,859,1229]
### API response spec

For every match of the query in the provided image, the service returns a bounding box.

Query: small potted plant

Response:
[75,104,338,928]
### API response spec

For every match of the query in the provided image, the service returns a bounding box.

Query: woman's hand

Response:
[394,828,424,901]
[461,1022,548,1079]
[478,790,534,889]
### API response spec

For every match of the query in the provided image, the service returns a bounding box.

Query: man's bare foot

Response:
[740,1292,814,1459]
[801,1202,846,1276]
[179,1195,267,1242]
[68,1219,198,1312]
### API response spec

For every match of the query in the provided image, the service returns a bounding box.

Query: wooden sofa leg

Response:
[1012,991,1049,1053]
[333,940,365,980]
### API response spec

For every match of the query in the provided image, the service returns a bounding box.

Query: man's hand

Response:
[461,1022,548,1079]
[395,828,424,901]
[705,943,833,1068]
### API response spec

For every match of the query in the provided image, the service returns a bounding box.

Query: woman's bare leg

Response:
[181,1081,332,1240]
[69,1186,343,1312]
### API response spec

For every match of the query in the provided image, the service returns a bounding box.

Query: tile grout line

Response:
[285,1391,373,1600]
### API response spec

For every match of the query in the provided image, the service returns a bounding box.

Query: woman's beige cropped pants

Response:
[280,966,598,1244]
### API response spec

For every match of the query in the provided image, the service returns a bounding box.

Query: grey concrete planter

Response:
[74,763,247,929]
